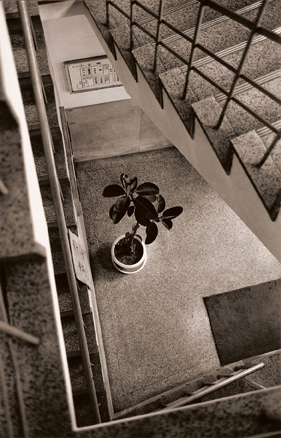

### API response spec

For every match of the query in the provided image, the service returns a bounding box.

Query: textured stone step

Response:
[246,352,281,388]
[48,227,77,275]
[186,29,281,101]
[7,16,49,75]
[19,75,59,128]
[56,273,91,315]
[259,123,281,173]
[29,127,69,185]
[40,182,76,227]
[62,313,98,356]
[4,0,39,17]
[230,130,281,220]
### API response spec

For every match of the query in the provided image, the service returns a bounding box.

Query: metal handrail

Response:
[163,361,265,410]
[17,1,101,424]
[108,0,281,167]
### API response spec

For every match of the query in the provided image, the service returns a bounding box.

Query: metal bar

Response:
[161,18,193,44]
[0,321,40,345]
[0,178,8,195]
[256,26,281,44]
[192,66,227,95]
[195,43,237,73]
[0,355,14,438]
[182,1,205,99]
[160,40,189,66]
[164,362,265,410]
[153,0,165,72]
[130,0,134,50]
[106,1,130,23]
[215,0,270,129]
[17,1,101,424]
[0,280,28,438]
[257,130,281,167]
[239,74,281,105]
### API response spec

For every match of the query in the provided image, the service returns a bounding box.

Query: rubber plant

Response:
[103,173,183,266]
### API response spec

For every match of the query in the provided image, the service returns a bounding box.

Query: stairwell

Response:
[84,0,281,262]
[1,0,281,436]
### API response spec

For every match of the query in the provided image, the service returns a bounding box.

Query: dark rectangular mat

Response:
[204,279,281,365]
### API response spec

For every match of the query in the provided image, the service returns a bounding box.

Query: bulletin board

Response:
[64,56,122,93]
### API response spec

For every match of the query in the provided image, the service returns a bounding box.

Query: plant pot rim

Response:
[111,234,147,274]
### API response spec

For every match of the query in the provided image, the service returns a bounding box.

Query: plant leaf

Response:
[143,194,157,202]
[134,196,158,220]
[120,173,131,191]
[161,206,183,220]
[156,194,165,213]
[111,195,130,223]
[161,218,173,230]
[130,177,138,193]
[136,182,159,196]
[135,207,150,226]
[103,184,125,197]
[127,205,135,217]
[145,222,158,244]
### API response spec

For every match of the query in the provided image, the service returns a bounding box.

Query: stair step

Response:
[245,351,281,388]
[56,273,91,315]
[29,127,69,184]
[186,27,281,101]
[7,16,49,75]
[40,183,76,227]
[62,313,99,356]
[48,227,77,275]
[231,131,281,220]
[4,0,39,18]
[259,124,281,173]
[19,75,59,128]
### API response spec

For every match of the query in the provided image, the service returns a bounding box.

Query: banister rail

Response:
[17,1,101,424]
[107,0,281,167]
[163,361,265,410]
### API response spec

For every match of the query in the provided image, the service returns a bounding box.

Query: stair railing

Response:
[107,0,281,168]
[162,361,265,411]
[17,1,101,424]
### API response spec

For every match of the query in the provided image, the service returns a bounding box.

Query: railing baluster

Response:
[215,0,269,129]
[153,0,165,73]
[182,0,205,100]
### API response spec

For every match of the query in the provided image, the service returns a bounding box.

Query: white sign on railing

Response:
[68,229,92,288]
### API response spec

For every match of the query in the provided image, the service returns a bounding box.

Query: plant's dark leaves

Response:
[136,234,142,241]
[134,196,158,220]
[127,205,135,217]
[135,207,150,226]
[120,173,131,191]
[145,222,158,244]
[103,184,125,197]
[136,182,159,196]
[111,195,130,223]
[156,194,165,213]
[109,204,115,221]
[161,218,173,230]
[130,177,138,193]
[162,206,183,220]
[143,194,157,202]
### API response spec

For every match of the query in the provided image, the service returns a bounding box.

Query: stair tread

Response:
[56,273,91,314]
[4,0,39,17]
[231,130,281,214]
[62,313,99,356]
[40,183,76,226]
[30,128,69,183]
[261,127,281,173]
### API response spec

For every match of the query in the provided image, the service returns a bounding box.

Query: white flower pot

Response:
[111,234,147,274]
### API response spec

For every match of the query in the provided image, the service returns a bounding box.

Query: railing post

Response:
[17,1,101,424]
[215,0,269,129]
[130,0,134,51]
[182,0,206,100]
[153,0,165,73]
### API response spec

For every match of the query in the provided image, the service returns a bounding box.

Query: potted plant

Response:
[103,173,183,274]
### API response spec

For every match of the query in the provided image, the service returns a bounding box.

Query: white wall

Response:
[39,0,131,109]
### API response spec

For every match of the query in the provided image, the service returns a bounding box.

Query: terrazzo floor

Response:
[75,146,281,413]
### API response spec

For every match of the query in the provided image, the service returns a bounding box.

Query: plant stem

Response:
[129,222,140,252]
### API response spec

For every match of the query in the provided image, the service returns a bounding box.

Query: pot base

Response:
[112,252,147,274]
[111,234,147,274]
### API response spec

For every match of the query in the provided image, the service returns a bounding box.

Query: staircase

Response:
[3,0,112,427]
[84,0,281,262]
[1,0,281,436]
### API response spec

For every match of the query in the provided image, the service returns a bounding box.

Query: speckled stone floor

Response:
[76,147,281,412]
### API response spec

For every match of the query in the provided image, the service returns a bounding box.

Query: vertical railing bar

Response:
[215,0,269,129]
[0,281,29,438]
[130,0,134,51]
[153,0,165,73]
[182,0,205,100]
[0,351,14,438]
[256,130,281,167]
[106,0,110,26]
[17,1,101,424]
